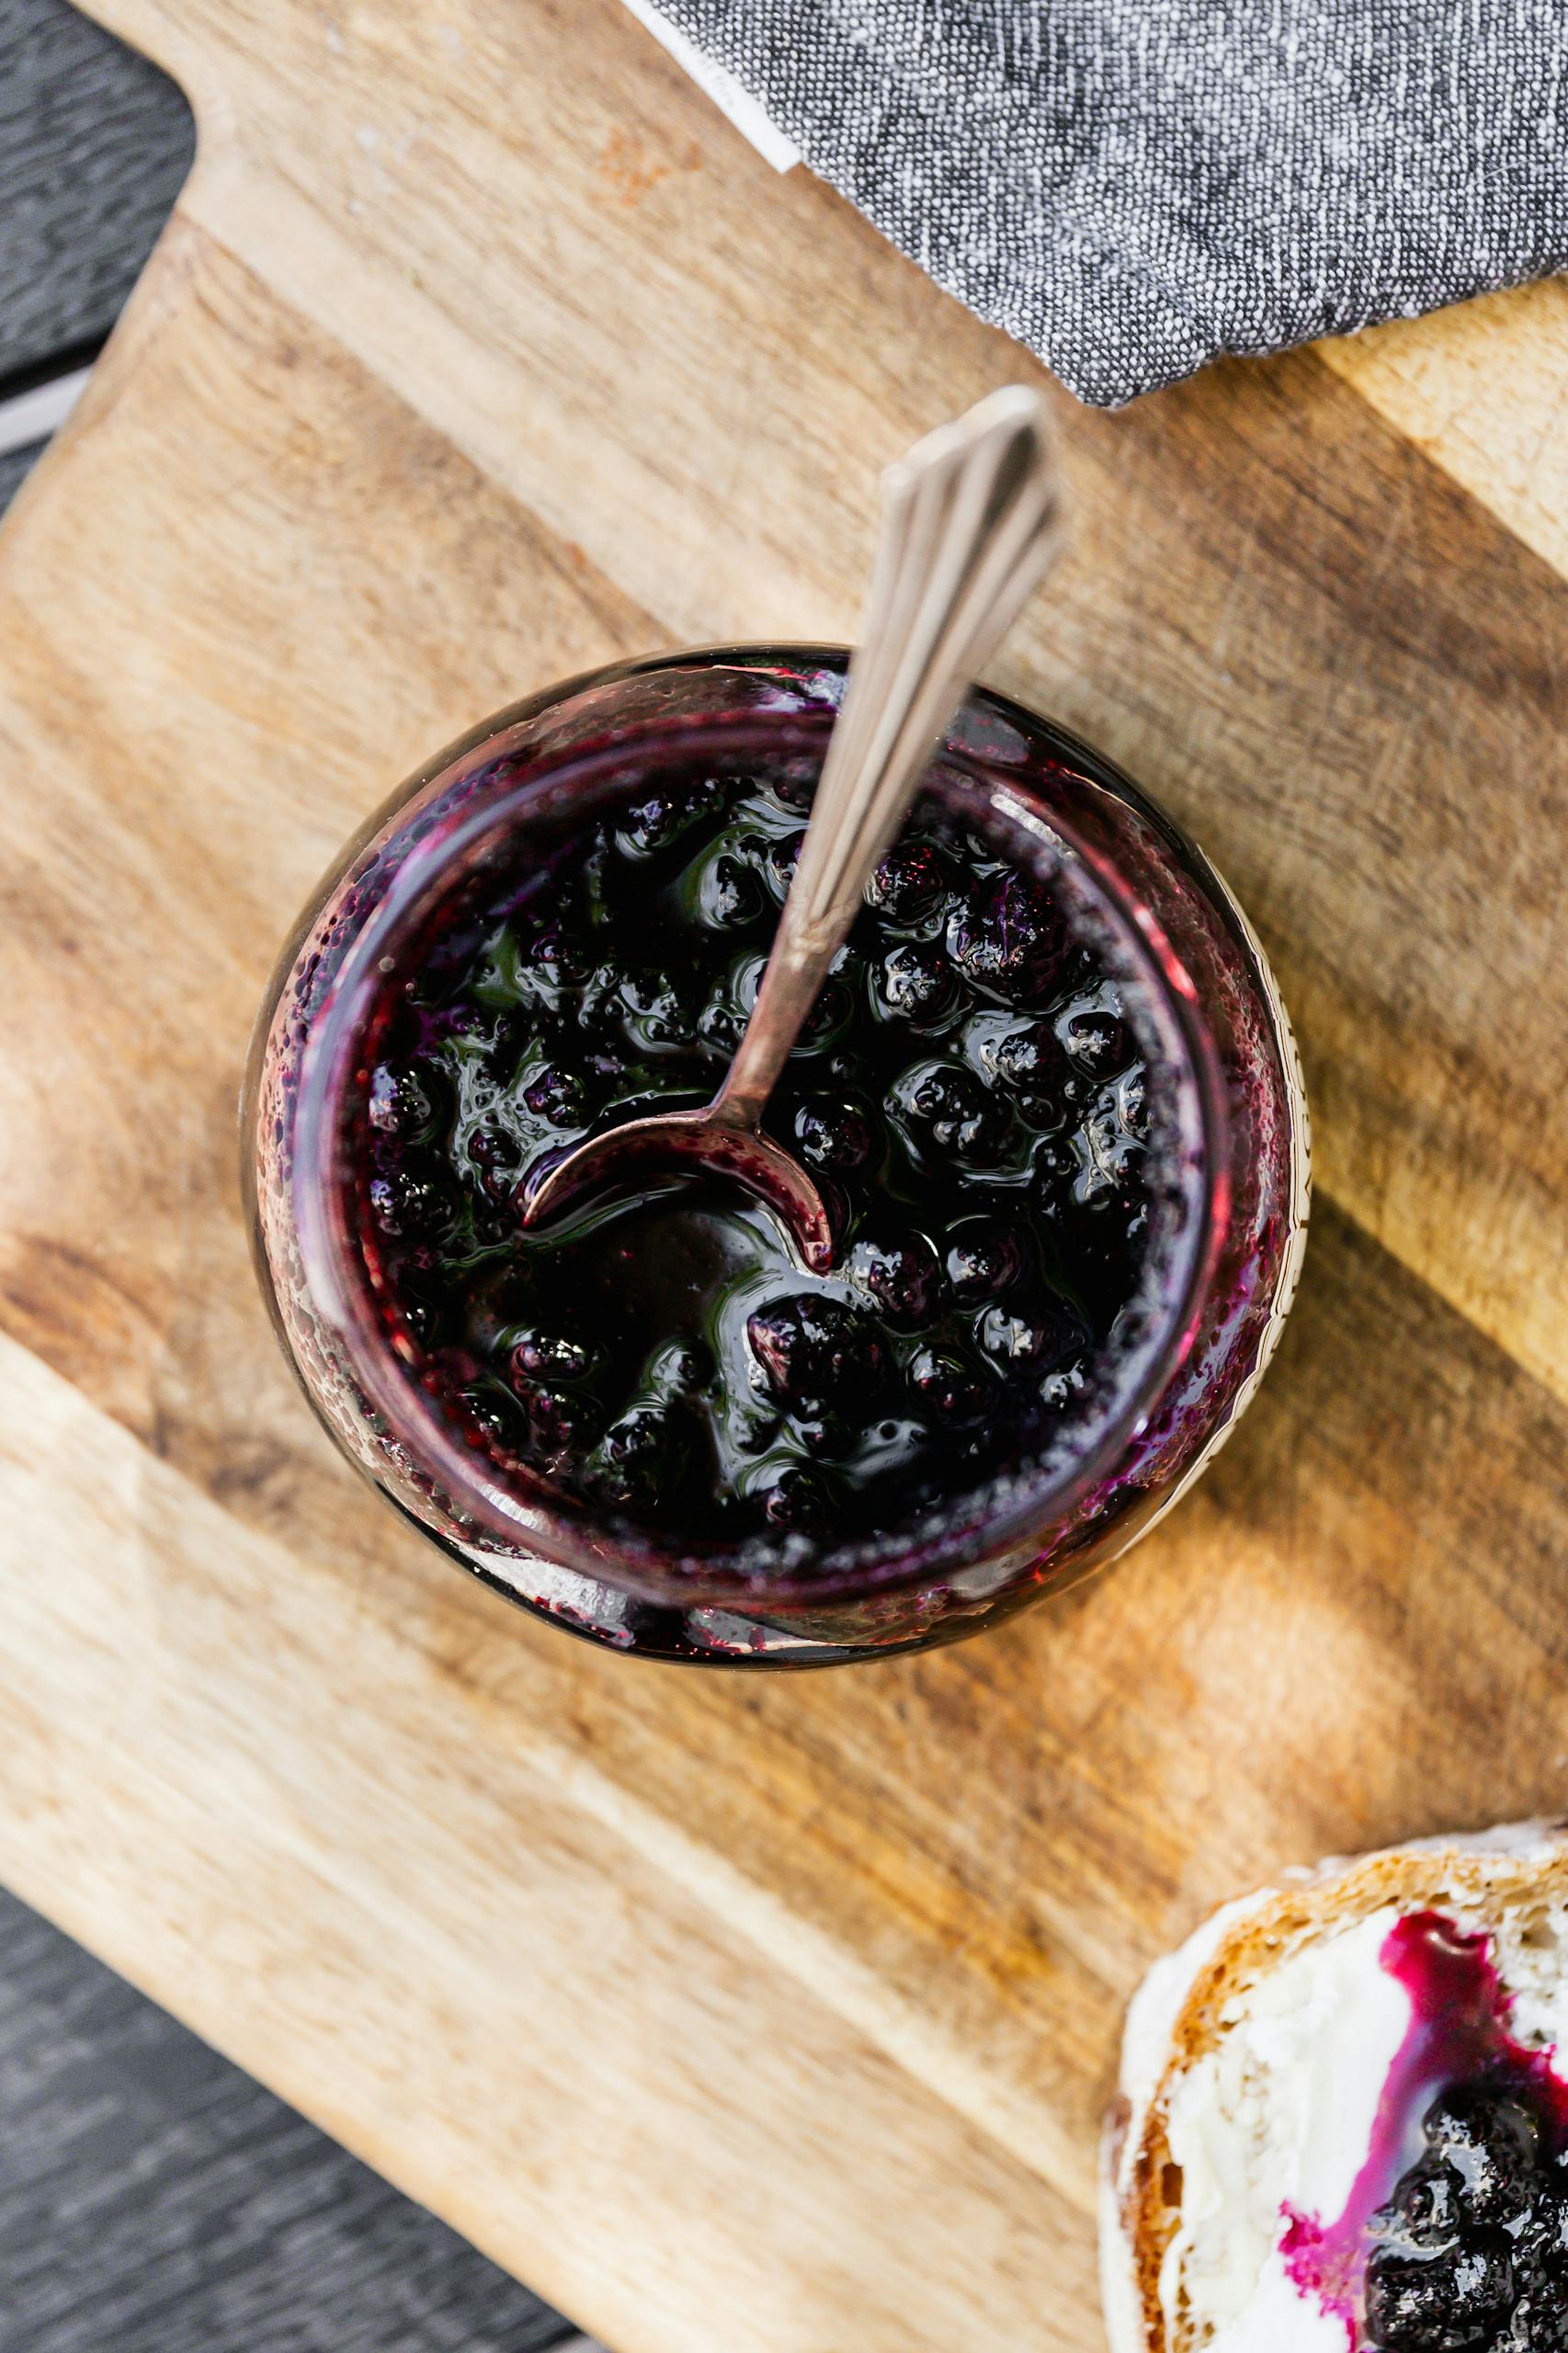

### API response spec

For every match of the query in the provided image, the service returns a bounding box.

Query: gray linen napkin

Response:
[648,0,1568,404]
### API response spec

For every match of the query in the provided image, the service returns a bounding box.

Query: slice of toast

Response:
[1101,1821,1568,2352]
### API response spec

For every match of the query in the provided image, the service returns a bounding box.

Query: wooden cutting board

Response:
[5,6,1568,2347]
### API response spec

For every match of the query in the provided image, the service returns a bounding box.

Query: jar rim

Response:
[283,647,1233,1609]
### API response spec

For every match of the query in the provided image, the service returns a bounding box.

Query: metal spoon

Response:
[520,384,1065,1269]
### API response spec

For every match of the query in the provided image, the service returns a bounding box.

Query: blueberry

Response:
[1373,2157,1465,2253]
[907,1346,992,1426]
[792,1412,846,1458]
[509,1329,597,1387]
[1424,2086,1540,2226]
[574,823,620,913]
[732,945,846,1044]
[978,1299,1082,1372]
[757,1463,835,1535]
[760,829,805,901]
[1365,2233,1514,2349]
[694,850,763,930]
[369,1161,456,1241]
[890,1063,1009,1162]
[945,1218,1027,1302]
[465,1121,522,1203]
[1522,2179,1568,2267]
[595,1404,687,1507]
[1061,1005,1132,1072]
[846,1231,942,1328]
[527,926,593,990]
[467,1121,520,1169]
[1015,1090,1075,1132]
[368,1061,435,1136]
[461,1386,524,1457]
[1039,1358,1088,1410]
[767,763,816,813]
[746,1296,883,1416]
[615,783,716,858]
[612,967,696,1051]
[445,1000,499,1044]
[875,941,954,1022]
[1513,2197,1568,2342]
[616,792,677,856]
[517,1374,593,1468]
[697,992,747,1057]
[994,1020,1072,1096]
[804,983,853,1044]
[792,1094,873,1171]
[575,958,624,1032]
[522,1063,591,1126]
[1033,1132,1080,1208]
[642,1339,710,1395]
[948,872,1067,1004]
[866,839,951,925]
[483,1374,593,1459]
[398,1292,443,1349]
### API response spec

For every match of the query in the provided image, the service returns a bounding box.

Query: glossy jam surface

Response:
[350,767,1165,1565]
[1281,1914,1568,2350]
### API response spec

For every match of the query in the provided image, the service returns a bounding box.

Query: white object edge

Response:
[619,0,801,172]
[0,364,91,460]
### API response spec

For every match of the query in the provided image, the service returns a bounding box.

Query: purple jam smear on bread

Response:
[1282,1914,1568,2350]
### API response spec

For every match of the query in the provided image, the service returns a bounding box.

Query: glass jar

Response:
[244,648,1308,1665]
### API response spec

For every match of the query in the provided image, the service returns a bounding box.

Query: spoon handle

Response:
[714,384,1064,1131]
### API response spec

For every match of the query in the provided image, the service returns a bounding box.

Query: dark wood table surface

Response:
[0,7,592,2347]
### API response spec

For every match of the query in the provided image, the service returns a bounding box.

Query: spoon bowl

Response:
[517,385,1063,1266]
[522,1103,835,1268]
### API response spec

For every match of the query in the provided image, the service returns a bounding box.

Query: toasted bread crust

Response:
[1101,1821,1568,2353]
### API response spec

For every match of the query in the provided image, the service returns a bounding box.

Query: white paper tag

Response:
[619,0,801,173]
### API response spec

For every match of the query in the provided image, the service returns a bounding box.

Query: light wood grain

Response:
[4,5,1568,2349]
[1318,278,1568,583]
[0,1333,1101,2353]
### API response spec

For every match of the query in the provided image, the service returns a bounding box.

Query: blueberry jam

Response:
[252,653,1307,1657]
[349,768,1164,1566]
[1282,1914,1568,2350]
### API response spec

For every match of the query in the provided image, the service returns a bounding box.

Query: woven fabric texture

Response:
[652,0,1568,403]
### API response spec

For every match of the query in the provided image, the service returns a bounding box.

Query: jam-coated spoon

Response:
[520,385,1064,1269]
